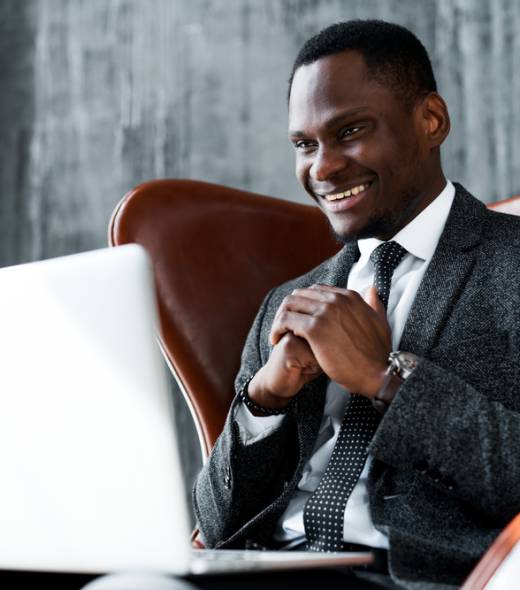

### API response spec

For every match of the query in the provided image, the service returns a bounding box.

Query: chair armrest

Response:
[191,528,205,549]
[461,513,520,589]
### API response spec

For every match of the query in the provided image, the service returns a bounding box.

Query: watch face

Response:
[400,355,418,371]
[391,351,419,377]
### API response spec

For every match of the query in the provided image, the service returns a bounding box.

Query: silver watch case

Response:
[388,351,419,380]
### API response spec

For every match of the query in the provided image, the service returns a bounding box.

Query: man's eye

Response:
[341,126,361,139]
[293,140,316,151]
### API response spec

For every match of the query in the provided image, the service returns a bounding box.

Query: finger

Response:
[281,294,327,313]
[284,336,319,366]
[364,286,386,321]
[309,284,361,295]
[290,286,365,331]
[290,287,337,302]
[301,366,323,376]
[308,284,349,295]
[271,296,322,339]
[284,356,320,371]
[283,333,314,353]
[307,284,366,304]
[270,310,314,345]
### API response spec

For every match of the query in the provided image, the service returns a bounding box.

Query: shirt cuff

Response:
[234,400,285,445]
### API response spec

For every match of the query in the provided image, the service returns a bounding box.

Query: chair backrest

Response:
[109,179,340,457]
[109,181,520,458]
[487,195,520,216]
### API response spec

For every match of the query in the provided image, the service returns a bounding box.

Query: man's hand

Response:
[248,333,322,410]
[269,285,391,398]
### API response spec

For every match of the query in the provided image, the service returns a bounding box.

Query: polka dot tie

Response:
[369,241,408,310]
[303,241,408,552]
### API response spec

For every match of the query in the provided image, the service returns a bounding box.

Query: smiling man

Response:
[194,20,520,590]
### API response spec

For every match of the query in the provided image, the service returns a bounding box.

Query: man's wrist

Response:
[372,371,404,414]
[371,351,420,414]
[239,376,293,416]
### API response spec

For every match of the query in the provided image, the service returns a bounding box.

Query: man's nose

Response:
[309,146,347,182]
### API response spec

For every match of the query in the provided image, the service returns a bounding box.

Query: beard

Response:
[329,185,422,245]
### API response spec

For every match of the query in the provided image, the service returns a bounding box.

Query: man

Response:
[193,20,520,589]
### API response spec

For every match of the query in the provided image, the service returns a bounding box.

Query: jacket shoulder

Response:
[485,208,520,245]
[267,246,348,305]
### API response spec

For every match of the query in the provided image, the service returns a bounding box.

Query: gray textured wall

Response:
[3,0,520,269]
[3,0,520,517]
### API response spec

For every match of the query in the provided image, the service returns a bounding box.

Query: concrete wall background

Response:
[2,0,520,519]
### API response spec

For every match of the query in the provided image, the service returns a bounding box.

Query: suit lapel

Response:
[399,184,488,356]
[320,240,361,288]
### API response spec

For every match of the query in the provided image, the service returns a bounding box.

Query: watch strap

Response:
[371,351,419,414]
[372,370,404,414]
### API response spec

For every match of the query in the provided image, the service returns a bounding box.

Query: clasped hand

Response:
[249,285,392,408]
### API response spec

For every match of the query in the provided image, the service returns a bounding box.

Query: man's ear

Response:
[417,92,451,148]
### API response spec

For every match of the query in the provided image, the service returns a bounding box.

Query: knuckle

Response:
[277,310,289,323]
[315,302,329,317]
[307,317,320,335]
[279,296,293,310]
[283,335,298,351]
[346,289,362,301]
[279,335,291,349]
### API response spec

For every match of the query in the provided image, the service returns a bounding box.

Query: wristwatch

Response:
[372,351,420,414]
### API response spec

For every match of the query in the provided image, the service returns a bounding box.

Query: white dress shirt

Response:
[234,181,455,548]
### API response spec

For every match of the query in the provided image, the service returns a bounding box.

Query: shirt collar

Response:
[357,180,455,264]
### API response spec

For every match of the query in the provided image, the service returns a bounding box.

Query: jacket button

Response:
[429,468,442,483]
[443,476,456,491]
[413,460,429,475]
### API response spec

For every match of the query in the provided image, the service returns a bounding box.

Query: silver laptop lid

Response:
[0,245,192,574]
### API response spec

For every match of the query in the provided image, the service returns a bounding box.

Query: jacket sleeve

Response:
[369,352,520,522]
[193,289,299,547]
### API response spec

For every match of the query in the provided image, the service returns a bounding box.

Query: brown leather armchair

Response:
[108,179,340,458]
[109,179,520,586]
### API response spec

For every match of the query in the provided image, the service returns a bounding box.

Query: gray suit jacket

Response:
[193,184,520,589]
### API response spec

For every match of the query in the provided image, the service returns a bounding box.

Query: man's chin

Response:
[329,217,399,244]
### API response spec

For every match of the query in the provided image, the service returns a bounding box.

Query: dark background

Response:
[2,0,520,521]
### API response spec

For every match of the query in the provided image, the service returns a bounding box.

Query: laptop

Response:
[0,244,372,575]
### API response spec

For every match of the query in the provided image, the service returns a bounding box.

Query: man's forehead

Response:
[288,50,412,135]
[288,52,382,132]
[290,50,370,99]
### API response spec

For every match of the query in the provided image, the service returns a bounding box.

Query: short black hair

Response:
[288,20,437,108]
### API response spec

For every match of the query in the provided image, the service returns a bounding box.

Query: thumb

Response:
[365,286,386,320]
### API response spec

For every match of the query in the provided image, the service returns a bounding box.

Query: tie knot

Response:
[370,241,408,310]
[370,241,408,273]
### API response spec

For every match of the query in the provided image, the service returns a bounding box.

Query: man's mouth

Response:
[322,181,373,202]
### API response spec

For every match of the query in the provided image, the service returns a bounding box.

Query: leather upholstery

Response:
[488,195,520,216]
[109,179,340,456]
[461,513,520,589]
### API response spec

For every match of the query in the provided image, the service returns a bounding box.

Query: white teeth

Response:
[324,183,369,201]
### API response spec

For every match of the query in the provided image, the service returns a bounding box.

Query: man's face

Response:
[288,51,442,242]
